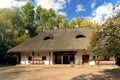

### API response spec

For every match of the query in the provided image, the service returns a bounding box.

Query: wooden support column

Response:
[32,52,34,64]
[16,53,20,64]
[61,55,63,64]
[16,54,19,64]
[49,52,50,65]
[50,52,53,65]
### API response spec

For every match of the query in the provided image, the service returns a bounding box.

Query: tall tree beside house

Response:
[90,15,120,64]
[0,9,22,64]
[56,14,67,28]
[38,8,49,30]
[21,2,37,37]
[35,6,57,32]
[47,9,56,29]
[13,8,30,44]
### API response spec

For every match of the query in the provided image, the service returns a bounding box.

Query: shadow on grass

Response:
[71,68,120,80]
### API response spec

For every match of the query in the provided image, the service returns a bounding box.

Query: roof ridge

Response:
[45,27,84,32]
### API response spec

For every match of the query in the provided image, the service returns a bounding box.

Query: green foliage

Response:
[69,17,95,29]
[80,19,95,29]
[59,19,69,28]
[56,14,66,27]
[90,15,120,59]
[21,2,36,37]
[76,17,83,27]
[69,19,76,28]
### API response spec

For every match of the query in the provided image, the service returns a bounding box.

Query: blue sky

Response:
[0,0,119,24]
[63,0,117,20]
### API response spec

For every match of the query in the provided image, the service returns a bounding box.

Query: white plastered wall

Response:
[75,51,93,65]
[20,52,29,65]
[20,52,52,65]
[49,52,53,65]
[33,52,51,65]
[75,52,82,65]
[42,52,53,65]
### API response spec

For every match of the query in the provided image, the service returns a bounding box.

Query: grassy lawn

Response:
[0,65,119,80]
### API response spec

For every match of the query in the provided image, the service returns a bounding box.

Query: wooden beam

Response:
[16,53,20,64]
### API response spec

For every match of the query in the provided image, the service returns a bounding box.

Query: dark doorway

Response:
[54,51,75,64]
[63,55,68,64]
[55,55,61,64]
[116,56,120,66]
[82,55,89,64]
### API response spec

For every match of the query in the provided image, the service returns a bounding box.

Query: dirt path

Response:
[0,65,119,80]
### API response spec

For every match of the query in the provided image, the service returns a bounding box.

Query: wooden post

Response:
[16,54,19,64]
[61,55,63,64]
[50,52,53,65]
[32,52,34,64]
[16,53,20,64]
[49,52,50,65]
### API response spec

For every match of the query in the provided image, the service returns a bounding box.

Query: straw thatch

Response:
[8,28,93,53]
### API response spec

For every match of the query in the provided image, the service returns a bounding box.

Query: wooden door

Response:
[82,55,89,64]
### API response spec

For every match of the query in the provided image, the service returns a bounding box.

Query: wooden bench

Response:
[97,60,115,65]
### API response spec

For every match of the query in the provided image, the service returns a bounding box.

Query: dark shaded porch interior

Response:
[53,51,75,64]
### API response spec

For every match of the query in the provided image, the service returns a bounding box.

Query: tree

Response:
[69,19,76,28]
[76,17,83,27]
[21,2,36,37]
[80,19,95,29]
[59,19,69,28]
[56,14,66,28]
[0,9,20,64]
[36,7,57,32]
[47,9,56,29]
[90,15,120,61]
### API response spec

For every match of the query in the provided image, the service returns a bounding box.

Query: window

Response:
[42,56,46,60]
[76,34,85,38]
[28,56,32,60]
[44,34,53,40]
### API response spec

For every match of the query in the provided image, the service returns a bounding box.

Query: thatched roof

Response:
[8,28,93,53]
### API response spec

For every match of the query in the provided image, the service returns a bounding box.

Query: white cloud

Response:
[91,1,96,9]
[0,0,67,12]
[0,0,68,16]
[0,0,12,8]
[35,0,68,17]
[59,11,67,16]
[35,0,66,11]
[92,3,114,25]
[75,4,85,13]
[0,0,28,8]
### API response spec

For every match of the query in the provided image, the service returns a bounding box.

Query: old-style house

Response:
[8,28,115,65]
